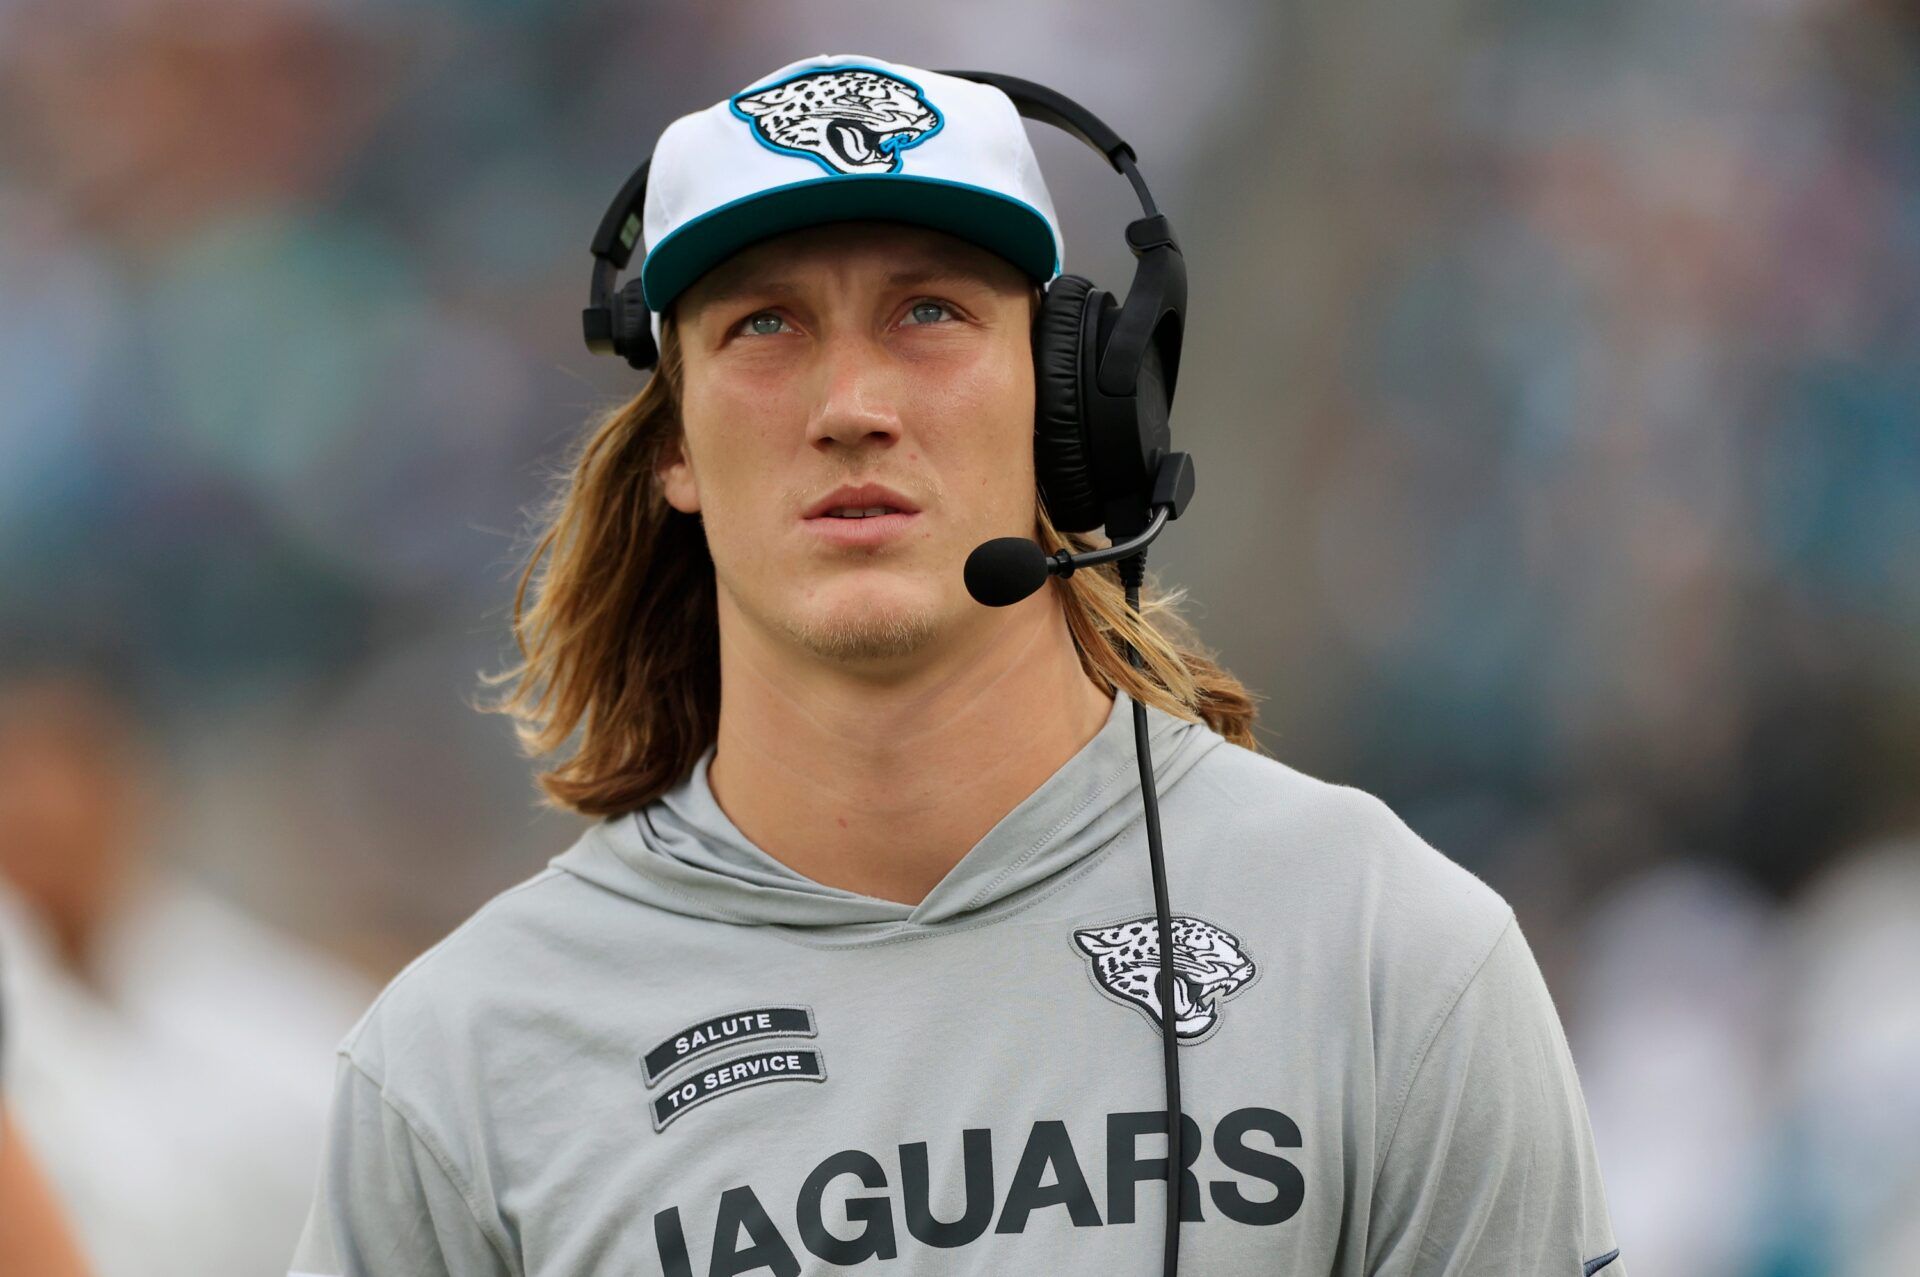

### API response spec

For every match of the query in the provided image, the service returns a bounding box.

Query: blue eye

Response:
[904,300,953,326]
[739,311,790,337]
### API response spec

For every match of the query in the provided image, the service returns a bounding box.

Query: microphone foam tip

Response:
[964,537,1051,608]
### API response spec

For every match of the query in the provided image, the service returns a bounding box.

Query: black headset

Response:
[583,70,1188,546]
[582,70,1198,1276]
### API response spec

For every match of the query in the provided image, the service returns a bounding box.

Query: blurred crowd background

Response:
[1,1,1915,1274]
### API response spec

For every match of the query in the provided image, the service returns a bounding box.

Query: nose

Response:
[804,331,902,454]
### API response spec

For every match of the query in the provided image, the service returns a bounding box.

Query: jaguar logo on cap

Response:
[730,66,944,176]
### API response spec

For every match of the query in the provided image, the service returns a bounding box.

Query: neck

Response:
[706,592,1115,906]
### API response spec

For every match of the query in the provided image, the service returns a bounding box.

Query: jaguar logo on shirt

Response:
[1073,914,1260,1044]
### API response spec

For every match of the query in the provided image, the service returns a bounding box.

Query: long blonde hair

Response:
[477,310,1264,818]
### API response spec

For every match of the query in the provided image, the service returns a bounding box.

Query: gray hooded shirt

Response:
[290,690,1625,1276]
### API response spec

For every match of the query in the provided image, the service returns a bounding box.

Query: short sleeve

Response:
[1366,916,1626,1277]
[288,1055,515,1277]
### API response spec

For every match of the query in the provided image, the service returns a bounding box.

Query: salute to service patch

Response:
[642,1005,818,1085]
[649,1047,828,1131]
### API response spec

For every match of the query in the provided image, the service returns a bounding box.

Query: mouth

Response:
[802,483,920,520]
[800,483,922,548]
[827,121,882,167]
[802,508,920,548]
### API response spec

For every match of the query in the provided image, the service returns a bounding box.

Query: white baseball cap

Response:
[639,54,1066,348]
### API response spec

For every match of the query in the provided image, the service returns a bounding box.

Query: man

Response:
[291,55,1625,1275]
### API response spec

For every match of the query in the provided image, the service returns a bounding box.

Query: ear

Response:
[656,436,701,515]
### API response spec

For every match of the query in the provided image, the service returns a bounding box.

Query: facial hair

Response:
[771,597,945,663]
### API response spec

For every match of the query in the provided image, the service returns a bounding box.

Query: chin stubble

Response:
[776,600,945,663]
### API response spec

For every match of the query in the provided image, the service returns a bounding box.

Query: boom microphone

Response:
[963,453,1195,608]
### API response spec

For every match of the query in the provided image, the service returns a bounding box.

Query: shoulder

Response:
[335,865,609,1088]
[1175,736,1517,1032]
[1182,737,1512,926]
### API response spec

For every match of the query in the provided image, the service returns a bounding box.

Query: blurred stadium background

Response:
[1,1,1916,1274]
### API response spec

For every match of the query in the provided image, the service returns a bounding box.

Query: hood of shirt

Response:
[549,689,1227,935]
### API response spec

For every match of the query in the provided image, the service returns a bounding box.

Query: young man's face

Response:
[662,221,1041,671]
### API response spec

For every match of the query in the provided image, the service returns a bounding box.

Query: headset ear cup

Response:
[1032,275,1104,533]
[614,279,658,371]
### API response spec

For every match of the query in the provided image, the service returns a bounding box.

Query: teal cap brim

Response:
[639,174,1060,314]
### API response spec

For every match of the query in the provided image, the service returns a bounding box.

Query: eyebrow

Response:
[688,249,1014,316]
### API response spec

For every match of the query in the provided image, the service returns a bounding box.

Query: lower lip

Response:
[802,512,920,547]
